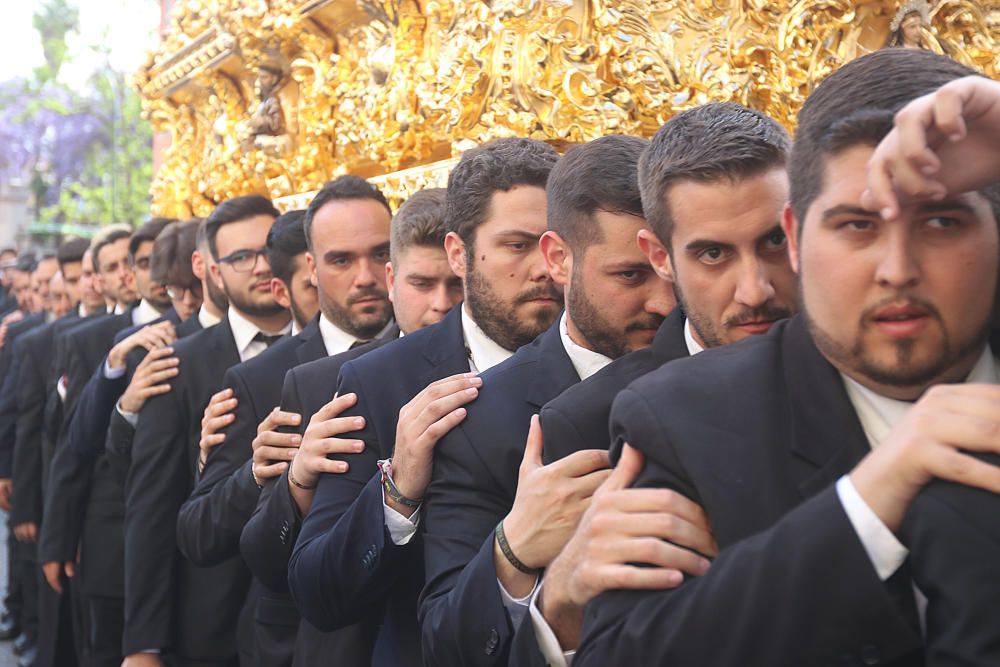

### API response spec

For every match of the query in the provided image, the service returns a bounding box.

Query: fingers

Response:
[65,562,75,578]
[253,429,301,451]
[137,345,177,369]
[931,84,968,143]
[611,511,717,559]
[312,392,359,423]
[419,406,468,445]
[200,433,225,449]
[206,388,236,416]
[310,414,365,439]
[253,444,300,464]
[604,443,644,492]
[555,448,612,478]
[260,408,302,433]
[591,563,685,592]
[203,412,235,435]
[43,563,62,594]
[253,461,289,482]
[407,374,482,416]
[520,414,544,469]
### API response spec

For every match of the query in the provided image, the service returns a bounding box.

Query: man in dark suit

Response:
[526,103,800,663]
[239,187,459,666]
[574,48,1000,667]
[174,185,392,666]
[417,135,681,665]
[287,138,561,666]
[122,195,291,667]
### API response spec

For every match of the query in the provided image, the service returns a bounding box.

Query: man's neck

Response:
[564,310,596,354]
[836,343,989,402]
[203,296,224,321]
[234,307,291,335]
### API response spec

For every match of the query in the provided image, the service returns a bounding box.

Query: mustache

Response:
[348,286,388,305]
[860,293,941,324]
[725,303,793,328]
[625,313,666,333]
[516,283,562,304]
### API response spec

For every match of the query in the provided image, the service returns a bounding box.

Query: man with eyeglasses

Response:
[122,195,291,667]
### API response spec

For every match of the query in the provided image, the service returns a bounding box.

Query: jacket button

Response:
[484,628,499,655]
[860,645,880,665]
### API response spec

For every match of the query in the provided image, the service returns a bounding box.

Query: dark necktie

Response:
[349,340,370,350]
[253,332,284,348]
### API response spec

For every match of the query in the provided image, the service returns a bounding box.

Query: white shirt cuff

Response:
[497,573,538,629]
[116,401,139,428]
[528,583,574,667]
[836,475,908,581]
[104,358,126,379]
[382,494,420,545]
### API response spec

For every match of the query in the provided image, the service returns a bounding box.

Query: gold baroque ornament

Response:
[137,0,999,216]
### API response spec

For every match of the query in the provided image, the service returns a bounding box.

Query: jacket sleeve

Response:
[574,387,923,667]
[65,360,127,462]
[176,369,260,567]
[11,343,46,525]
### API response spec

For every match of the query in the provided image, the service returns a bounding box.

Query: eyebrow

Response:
[822,201,976,221]
[495,230,542,241]
[602,260,651,272]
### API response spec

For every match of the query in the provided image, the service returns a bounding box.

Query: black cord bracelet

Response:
[494,521,540,575]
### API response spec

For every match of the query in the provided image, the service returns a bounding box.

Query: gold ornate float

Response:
[137,0,999,216]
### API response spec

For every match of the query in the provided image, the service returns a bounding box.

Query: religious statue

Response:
[883,0,956,56]
[241,60,291,155]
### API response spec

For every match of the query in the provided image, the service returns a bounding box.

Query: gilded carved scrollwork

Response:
[137,0,999,216]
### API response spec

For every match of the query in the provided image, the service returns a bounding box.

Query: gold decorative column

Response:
[137,0,999,216]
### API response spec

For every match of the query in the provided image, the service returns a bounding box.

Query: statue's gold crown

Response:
[891,0,932,31]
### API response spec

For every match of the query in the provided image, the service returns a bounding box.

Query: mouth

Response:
[870,303,930,338]
[351,296,384,307]
[252,281,272,292]
[734,319,777,335]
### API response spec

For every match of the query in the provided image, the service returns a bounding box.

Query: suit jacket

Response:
[10,312,80,526]
[575,316,926,667]
[418,321,580,666]
[123,316,248,661]
[238,327,400,667]
[540,308,688,465]
[289,306,469,666]
[0,312,46,476]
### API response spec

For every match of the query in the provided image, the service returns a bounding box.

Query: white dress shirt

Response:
[131,299,162,328]
[198,304,222,329]
[228,307,291,363]
[318,315,362,357]
[836,345,997,630]
[531,317,705,666]
[382,304,516,546]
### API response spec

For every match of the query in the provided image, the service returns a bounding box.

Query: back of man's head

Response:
[303,176,391,250]
[639,102,790,249]
[547,135,649,254]
[56,237,89,271]
[445,137,559,248]
[789,48,996,223]
[129,217,176,260]
[266,210,308,286]
[151,219,200,288]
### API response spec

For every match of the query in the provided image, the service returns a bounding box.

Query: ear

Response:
[208,256,225,292]
[306,251,318,288]
[444,232,468,280]
[385,261,396,305]
[271,277,292,310]
[191,250,206,281]
[781,203,801,274]
[637,229,674,282]
[538,231,571,286]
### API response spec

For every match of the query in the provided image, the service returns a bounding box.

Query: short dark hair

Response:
[266,209,308,286]
[390,188,448,263]
[150,219,200,288]
[789,48,997,224]
[445,137,559,247]
[90,224,132,273]
[56,237,89,270]
[15,253,37,273]
[639,102,790,246]
[547,135,649,253]
[303,176,391,250]
[203,195,280,259]
[129,217,175,261]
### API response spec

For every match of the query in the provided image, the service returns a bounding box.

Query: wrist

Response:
[539,582,583,651]
[849,458,913,534]
[494,536,539,599]
[386,453,429,501]
[118,397,139,414]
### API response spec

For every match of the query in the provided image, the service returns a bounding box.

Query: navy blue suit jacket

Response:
[289,305,469,666]
[418,320,580,666]
[0,312,47,476]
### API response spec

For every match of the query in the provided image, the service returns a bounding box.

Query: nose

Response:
[430,283,454,313]
[874,225,920,290]
[734,257,776,309]
[354,259,379,288]
[253,252,272,277]
[528,245,551,282]
[645,276,677,317]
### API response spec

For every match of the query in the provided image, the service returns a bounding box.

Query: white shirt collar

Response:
[843,345,998,449]
[227,307,291,362]
[684,319,705,356]
[559,313,612,381]
[198,305,222,329]
[132,299,162,327]
[461,303,514,373]
[113,302,126,315]
[319,315,363,357]
[77,303,87,318]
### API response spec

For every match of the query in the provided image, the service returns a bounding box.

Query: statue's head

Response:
[258,64,282,96]
[900,11,924,47]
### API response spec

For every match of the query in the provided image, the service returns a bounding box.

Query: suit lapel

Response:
[781,316,871,499]
[524,321,580,409]
[419,306,470,385]
[214,317,242,369]
[295,316,326,364]
[650,308,690,365]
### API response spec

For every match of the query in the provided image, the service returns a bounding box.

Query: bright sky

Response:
[0,0,159,88]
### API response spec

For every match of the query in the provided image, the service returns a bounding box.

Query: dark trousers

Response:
[80,595,123,667]
[5,518,23,627]
[36,571,78,667]
[15,538,39,642]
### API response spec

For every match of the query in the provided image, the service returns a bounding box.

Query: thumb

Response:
[65,562,75,578]
[520,414,544,469]
[605,443,644,492]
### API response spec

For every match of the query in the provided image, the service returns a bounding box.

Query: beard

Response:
[568,269,665,360]
[322,286,392,340]
[805,292,991,389]
[465,262,561,353]
[225,283,286,318]
[206,275,229,313]
[675,281,792,349]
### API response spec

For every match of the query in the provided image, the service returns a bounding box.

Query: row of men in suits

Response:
[0,44,997,667]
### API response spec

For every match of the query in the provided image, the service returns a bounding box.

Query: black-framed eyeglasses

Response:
[217,248,268,273]
[166,284,203,300]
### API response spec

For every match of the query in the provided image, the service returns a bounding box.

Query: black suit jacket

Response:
[289,306,469,666]
[122,316,247,661]
[575,316,925,666]
[418,321,580,666]
[540,309,688,465]
[238,327,400,667]
[0,312,46,476]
